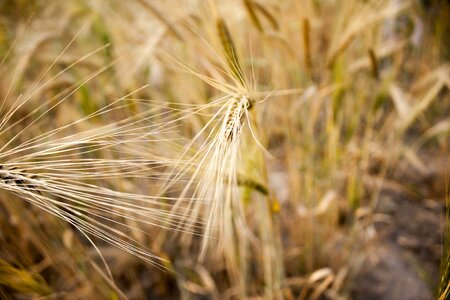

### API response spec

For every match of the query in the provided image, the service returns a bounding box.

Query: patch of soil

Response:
[351,152,446,299]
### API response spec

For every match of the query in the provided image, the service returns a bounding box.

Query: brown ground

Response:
[352,152,447,299]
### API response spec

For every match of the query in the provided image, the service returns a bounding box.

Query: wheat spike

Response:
[216,18,246,87]
[0,165,41,194]
[0,39,206,269]
[243,0,263,32]
[368,48,379,79]
[222,95,253,142]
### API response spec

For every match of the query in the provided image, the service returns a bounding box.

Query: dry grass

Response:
[0,0,449,299]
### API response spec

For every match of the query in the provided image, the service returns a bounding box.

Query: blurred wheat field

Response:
[0,0,449,299]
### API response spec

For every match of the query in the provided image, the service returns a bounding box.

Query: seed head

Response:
[222,95,253,142]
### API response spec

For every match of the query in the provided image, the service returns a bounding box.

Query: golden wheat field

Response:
[0,0,449,299]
